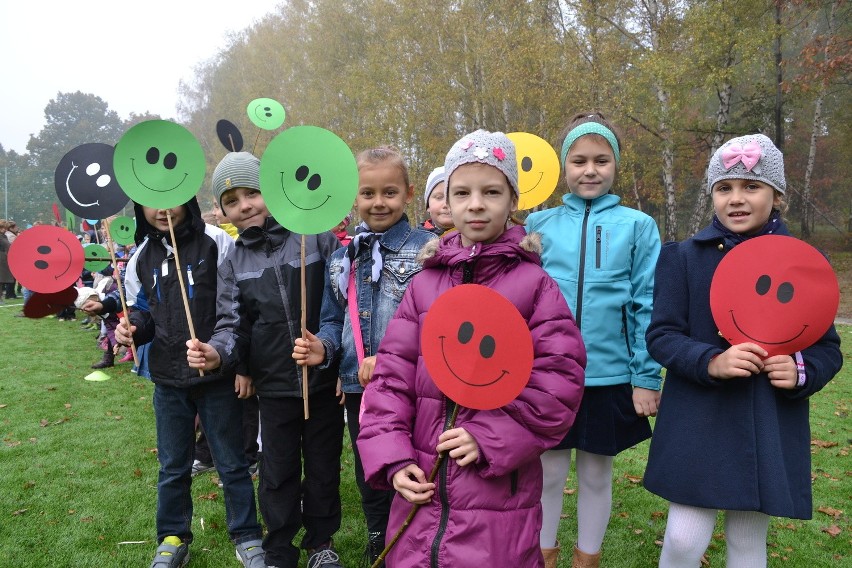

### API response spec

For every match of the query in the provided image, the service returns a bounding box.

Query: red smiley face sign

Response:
[421,284,534,410]
[8,226,85,293]
[710,235,838,357]
[23,287,78,319]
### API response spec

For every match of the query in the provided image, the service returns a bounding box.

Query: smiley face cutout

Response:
[113,120,206,209]
[710,235,839,357]
[83,243,110,272]
[259,126,359,235]
[507,132,560,211]
[8,225,85,293]
[247,98,286,130]
[54,143,129,218]
[109,215,136,245]
[421,284,534,410]
[23,287,78,319]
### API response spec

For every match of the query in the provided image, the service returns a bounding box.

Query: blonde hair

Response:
[356,146,411,188]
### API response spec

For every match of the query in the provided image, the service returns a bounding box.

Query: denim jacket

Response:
[316,215,437,393]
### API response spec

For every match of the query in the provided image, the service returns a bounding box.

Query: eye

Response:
[307,173,322,191]
[457,321,474,344]
[163,153,177,170]
[295,165,310,182]
[479,335,495,358]
[777,282,794,303]
[146,147,160,165]
[521,156,532,172]
[755,275,771,295]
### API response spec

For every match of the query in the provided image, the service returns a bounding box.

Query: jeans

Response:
[153,380,262,545]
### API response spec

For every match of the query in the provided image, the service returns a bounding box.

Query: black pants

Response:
[195,395,259,465]
[258,388,344,568]
[4,282,17,299]
[345,392,393,536]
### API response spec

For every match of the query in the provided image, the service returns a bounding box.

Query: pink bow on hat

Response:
[721,141,762,172]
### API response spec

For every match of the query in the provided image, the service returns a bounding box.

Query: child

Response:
[292,146,437,565]
[643,134,842,566]
[355,130,586,567]
[186,151,343,568]
[524,112,663,568]
[420,166,454,235]
[112,196,266,568]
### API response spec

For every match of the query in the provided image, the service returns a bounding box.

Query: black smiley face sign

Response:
[8,226,85,293]
[710,235,839,356]
[421,284,534,410]
[54,143,129,218]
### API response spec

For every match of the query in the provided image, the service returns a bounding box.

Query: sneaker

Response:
[307,541,343,568]
[150,536,189,568]
[363,532,385,567]
[191,459,215,477]
[235,538,267,568]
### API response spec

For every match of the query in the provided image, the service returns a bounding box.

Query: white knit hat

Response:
[444,130,519,196]
[423,167,446,205]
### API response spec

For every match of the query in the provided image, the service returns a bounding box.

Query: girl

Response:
[355,130,586,567]
[292,146,437,566]
[420,166,454,235]
[525,112,663,568]
[643,133,842,567]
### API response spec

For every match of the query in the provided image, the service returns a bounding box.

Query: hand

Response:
[115,317,136,346]
[436,427,479,467]
[186,338,222,371]
[392,464,435,505]
[708,343,767,379]
[358,356,377,387]
[81,299,103,316]
[632,387,660,417]
[336,378,345,406]
[292,330,326,367]
[763,354,797,389]
[235,374,255,398]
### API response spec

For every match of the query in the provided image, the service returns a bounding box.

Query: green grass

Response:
[1,301,849,567]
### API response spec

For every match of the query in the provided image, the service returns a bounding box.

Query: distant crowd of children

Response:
[13,112,838,568]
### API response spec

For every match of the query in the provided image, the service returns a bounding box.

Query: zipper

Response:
[595,226,602,269]
[621,305,634,358]
[186,264,194,299]
[430,399,457,568]
[153,268,161,302]
[575,202,591,330]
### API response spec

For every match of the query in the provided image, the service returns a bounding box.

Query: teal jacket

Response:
[526,193,662,390]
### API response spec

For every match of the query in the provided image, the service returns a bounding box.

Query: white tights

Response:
[539,449,613,554]
[659,503,769,568]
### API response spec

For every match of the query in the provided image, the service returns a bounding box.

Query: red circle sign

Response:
[710,235,838,357]
[421,284,534,410]
[23,287,78,318]
[8,226,84,293]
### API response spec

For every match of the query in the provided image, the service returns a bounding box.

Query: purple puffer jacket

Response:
[357,226,586,568]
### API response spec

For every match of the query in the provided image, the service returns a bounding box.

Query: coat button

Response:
[398,266,406,274]
[717,243,724,251]
[360,310,370,317]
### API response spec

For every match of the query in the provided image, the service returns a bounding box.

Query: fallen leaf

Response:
[821,525,841,537]
[133,468,142,478]
[651,511,665,520]
[563,488,576,495]
[64,404,71,409]
[22,481,35,490]
[198,492,218,501]
[624,474,642,484]
[634,529,643,534]
[81,516,93,523]
[12,509,28,516]
[39,419,49,427]
[811,440,838,448]
[0,404,7,408]
[560,513,569,519]
[618,512,629,518]
[817,506,843,518]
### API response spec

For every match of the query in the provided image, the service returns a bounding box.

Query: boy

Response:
[187,152,344,568]
[114,197,266,568]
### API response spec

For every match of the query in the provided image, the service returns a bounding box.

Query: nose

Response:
[584,162,596,176]
[729,188,745,204]
[468,190,485,210]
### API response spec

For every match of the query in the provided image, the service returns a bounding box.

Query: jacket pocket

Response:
[621,304,634,358]
[380,257,421,302]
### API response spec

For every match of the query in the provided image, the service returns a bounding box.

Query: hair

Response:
[201,210,219,226]
[0,220,7,231]
[559,111,623,162]
[356,146,411,188]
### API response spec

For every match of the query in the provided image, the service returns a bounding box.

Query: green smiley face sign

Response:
[110,215,136,245]
[247,98,286,130]
[83,243,110,272]
[113,120,205,209]
[259,126,358,235]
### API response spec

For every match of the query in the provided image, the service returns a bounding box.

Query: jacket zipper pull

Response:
[153,268,161,302]
[186,264,194,299]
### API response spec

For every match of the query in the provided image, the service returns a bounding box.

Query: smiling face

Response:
[356,162,414,232]
[8,225,84,293]
[246,98,286,130]
[54,143,128,218]
[142,206,187,233]
[448,163,518,247]
[507,132,560,210]
[563,135,616,200]
[221,187,270,230]
[109,216,136,245]
[712,179,780,235]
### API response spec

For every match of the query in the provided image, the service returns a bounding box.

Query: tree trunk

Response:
[774,1,784,152]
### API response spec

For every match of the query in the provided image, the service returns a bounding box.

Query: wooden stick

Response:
[102,217,138,366]
[166,210,203,377]
[372,403,461,568]
[301,234,309,419]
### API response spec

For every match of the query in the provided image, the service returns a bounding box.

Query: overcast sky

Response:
[0,0,281,154]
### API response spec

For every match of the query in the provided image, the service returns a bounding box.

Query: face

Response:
[221,187,270,230]
[507,132,560,210]
[54,143,129,218]
[142,206,188,233]
[356,162,414,232]
[427,182,453,229]
[7,225,84,293]
[212,201,230,225]
[448,163,518,247]
[712,179,779,235]
[563,135,616,200]
[109,216,136,245]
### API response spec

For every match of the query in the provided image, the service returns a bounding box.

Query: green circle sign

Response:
[84,243,110,272]
[259,126,358,235]
[247,98,286,130]
[113,120,205,209]
[110,215,137,245]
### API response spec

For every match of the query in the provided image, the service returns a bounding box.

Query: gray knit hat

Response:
[444,130,519,196]
[707,134,786,194]
[212,151,261,208]
[423,166,446,205]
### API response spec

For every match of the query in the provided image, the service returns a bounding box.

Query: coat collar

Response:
[562,192,621,214]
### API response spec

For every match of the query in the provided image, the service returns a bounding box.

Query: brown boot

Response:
[572,546,601,568]
[542,542,560,568]
[91,349,115,369]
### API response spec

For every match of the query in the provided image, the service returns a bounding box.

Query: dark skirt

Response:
[554,383,651,455]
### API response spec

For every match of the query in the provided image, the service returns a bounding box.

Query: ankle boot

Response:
[542,542,560,568]
[572,546,601,568]
[91,350,115,369]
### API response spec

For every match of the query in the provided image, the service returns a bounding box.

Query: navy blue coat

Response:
[643,221,842,519]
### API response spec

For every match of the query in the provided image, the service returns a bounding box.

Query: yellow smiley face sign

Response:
[507,132,560,210]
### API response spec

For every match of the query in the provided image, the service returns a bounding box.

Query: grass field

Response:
[0,299,849,567]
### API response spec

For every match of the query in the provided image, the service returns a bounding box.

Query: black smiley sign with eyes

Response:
[8,226,85,293]
[421,284,534,410]
[54,143,129,218]
[710,235,839,357]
